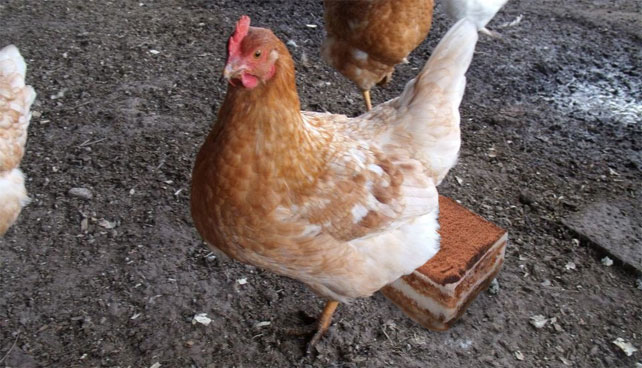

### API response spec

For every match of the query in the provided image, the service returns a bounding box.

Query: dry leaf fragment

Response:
[192,313,212,326]
[529,315,548,329]
[612,338,638,356]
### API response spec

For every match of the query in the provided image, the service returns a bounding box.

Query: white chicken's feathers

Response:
[444,0,508,32]
[1,45,35,236]
[0,45,27,83]
[388,18,478,184]
[1,45,35,170]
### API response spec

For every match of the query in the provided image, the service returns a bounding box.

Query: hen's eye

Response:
[254,50,262,58]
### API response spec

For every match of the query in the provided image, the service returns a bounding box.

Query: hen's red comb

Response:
[228,15,251,57]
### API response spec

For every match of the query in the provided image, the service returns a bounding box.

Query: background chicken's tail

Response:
[0,45,35,236]
[392,19,477,185]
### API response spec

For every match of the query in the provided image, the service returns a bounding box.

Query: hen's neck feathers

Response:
[220,42,300,128]
[212,41,330,199]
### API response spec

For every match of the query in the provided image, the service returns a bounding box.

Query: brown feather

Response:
[322,0,434,90]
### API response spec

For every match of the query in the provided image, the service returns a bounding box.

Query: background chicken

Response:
[444,0,509,36]
[0,45,35,236]
[191,16,478,350]
[321,0,434,111]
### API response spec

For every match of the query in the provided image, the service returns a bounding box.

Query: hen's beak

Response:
[222,61,246,83]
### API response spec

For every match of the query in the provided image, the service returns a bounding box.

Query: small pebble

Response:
[488,279,500,295]
[514,350,525,361]
[635,278,642,290]
[541,279,552,287]
[518,191,535,205]
[600,256,613,267]
[192,313,212,326]
[68,187,93,200]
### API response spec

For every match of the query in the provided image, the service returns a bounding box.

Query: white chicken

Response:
[444,0,509,36]
[0,45,35,236]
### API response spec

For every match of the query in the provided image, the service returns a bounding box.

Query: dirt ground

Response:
[1,0,641,367]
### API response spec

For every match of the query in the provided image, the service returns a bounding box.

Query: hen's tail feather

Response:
[395,19,478,185]
[1,45,35,236]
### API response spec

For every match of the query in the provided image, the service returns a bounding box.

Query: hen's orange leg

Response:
[362,90,372,111]
[307,300,339,353]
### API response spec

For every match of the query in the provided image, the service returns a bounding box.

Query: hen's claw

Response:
[362,90,373,111]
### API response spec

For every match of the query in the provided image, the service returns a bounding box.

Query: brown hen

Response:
[191,15,478,351]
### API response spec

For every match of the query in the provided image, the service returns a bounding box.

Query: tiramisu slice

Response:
[381,196,507,330]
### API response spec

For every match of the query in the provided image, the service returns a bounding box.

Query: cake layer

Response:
[381,196,507,331]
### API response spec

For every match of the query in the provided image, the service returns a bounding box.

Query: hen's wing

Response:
[267,21,478,298]
[293,112,438,242]
[247,111,440,301]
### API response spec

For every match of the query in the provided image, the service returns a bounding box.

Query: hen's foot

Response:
[306,300,339,354]
[281,300,340,354]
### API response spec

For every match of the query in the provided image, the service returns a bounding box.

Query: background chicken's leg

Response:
[307,300,339,353]
[362,90,372,111]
